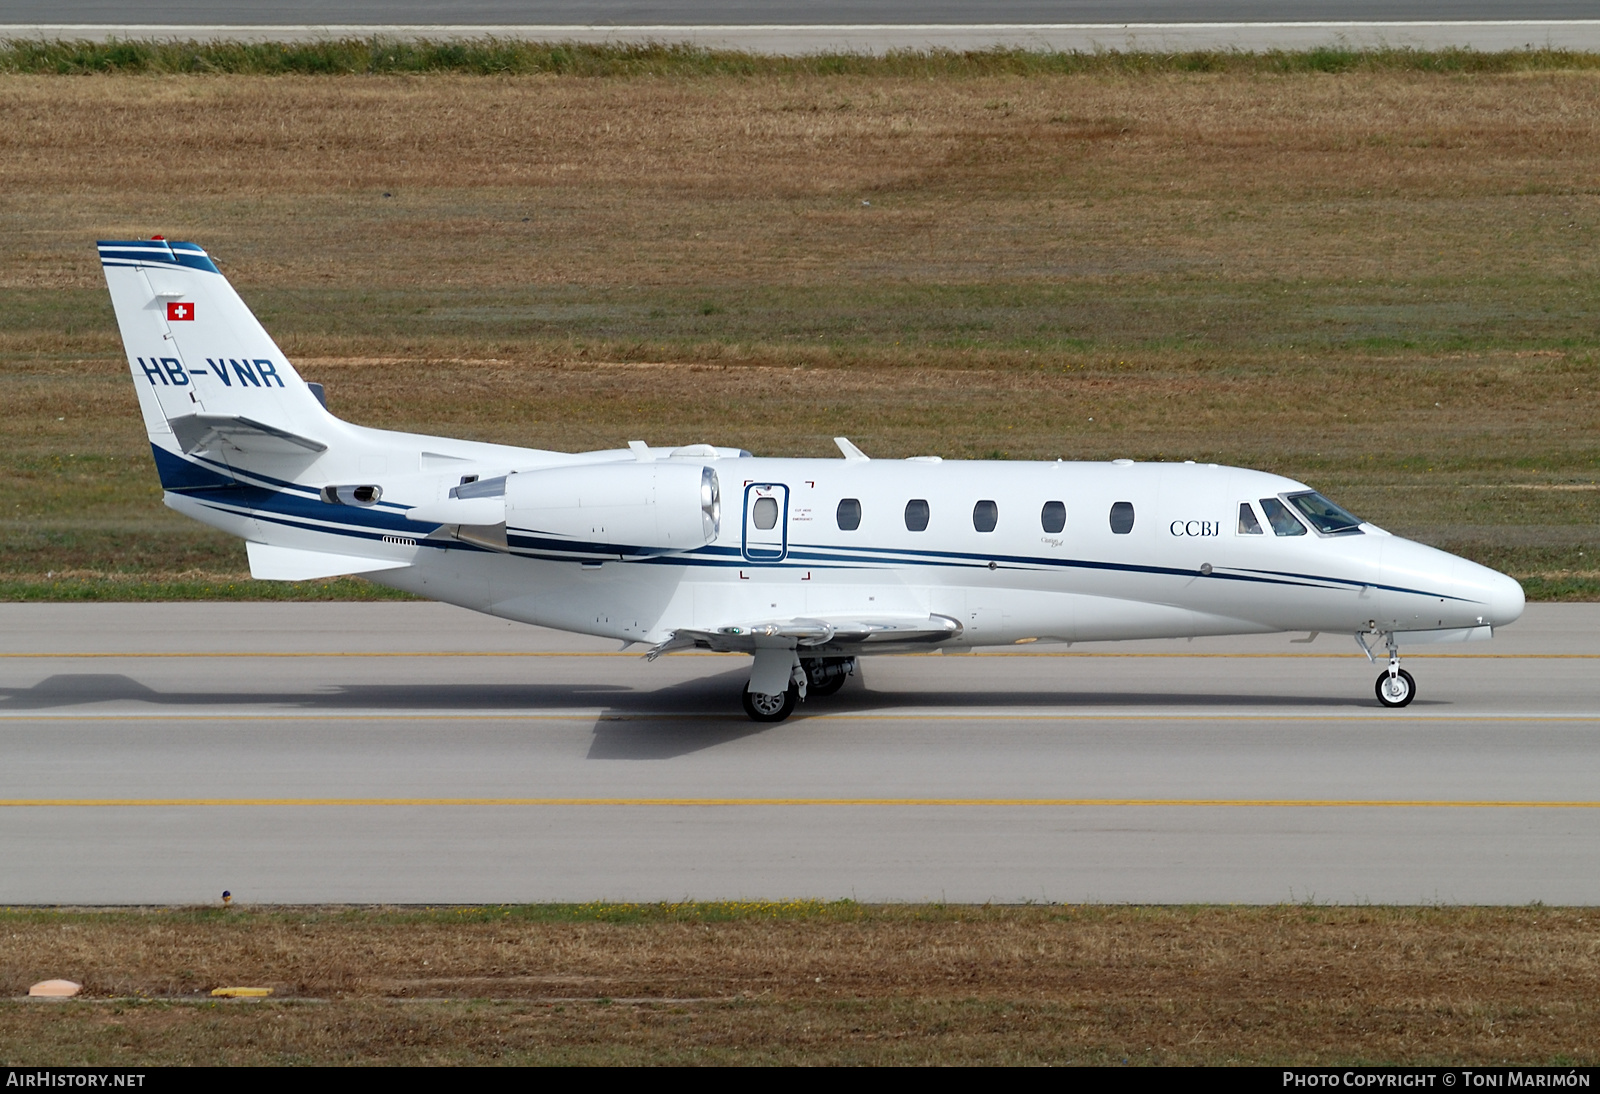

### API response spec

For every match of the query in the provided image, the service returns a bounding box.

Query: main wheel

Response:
[803,657,851,697]
[742,684,799,723]
[1375,668,1416,708]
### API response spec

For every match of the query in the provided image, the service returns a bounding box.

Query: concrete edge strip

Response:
[3,796,1598,807]
[3,23,1599,52]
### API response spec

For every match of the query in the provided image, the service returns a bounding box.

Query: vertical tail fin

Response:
[99,239,332,457]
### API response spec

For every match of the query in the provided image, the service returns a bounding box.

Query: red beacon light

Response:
[151,234,164,240]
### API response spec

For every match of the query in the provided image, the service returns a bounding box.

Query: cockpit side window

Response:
[1237,502,1264,535]
[1259,497,1307,536]
[1285,491,1364,535]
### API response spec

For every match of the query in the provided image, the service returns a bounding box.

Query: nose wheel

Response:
[1375,668,1416,708]
[1359,630,1418,708]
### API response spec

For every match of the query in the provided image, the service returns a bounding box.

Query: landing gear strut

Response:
[1362,631,1416,708]
[801,657,855,697]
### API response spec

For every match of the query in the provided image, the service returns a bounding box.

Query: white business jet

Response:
[101,238,1525,721]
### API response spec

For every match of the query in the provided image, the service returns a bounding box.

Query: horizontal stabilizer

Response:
[246,542,410,582]
[170,414,327,456]
[405,497,507,525]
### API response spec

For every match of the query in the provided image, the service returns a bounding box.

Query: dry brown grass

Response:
[0,70,1596,596]
[1,904,1597,1064]
[4,72,1600,288]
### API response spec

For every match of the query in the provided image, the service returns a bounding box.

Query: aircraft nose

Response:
[1458,558,1526,628]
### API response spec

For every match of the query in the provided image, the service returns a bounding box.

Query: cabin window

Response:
[972,500,998,533]
[836,498,862,531]
[1286,491,1364,535]
[752,496,780,531]
[1109,501,1135,535]
[1237,502,1264,535]
[905,499,930,532]
[1041,501,1066,534]
[1260,497,1307,536]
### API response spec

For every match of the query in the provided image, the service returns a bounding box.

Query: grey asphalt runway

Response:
[2,601,1598,905]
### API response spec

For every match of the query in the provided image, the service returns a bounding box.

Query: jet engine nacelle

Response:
[505,462,721,556]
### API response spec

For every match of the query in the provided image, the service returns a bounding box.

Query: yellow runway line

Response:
[3,797,1599,809]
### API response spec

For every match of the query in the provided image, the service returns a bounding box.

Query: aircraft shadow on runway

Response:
[0,670,1403,760]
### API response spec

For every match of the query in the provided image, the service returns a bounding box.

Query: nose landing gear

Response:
[1360,630,1417,708]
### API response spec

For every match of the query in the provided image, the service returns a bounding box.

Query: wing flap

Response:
[648,614,962,658]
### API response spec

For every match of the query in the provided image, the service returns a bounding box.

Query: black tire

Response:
[1375,668,1416,708]
[803,657,851,697]
[742,684,799,723]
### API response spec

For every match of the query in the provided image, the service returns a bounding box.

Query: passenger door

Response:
[742,483,790,562]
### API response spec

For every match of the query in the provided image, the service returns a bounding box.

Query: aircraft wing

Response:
[647,614,962,659]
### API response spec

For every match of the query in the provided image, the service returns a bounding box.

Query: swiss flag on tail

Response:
[166,301,195,321]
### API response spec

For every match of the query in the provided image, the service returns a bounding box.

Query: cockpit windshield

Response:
[1285,491,1364,535]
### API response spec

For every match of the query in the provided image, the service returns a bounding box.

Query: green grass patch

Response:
[1510,575,1600,602]
[4,39,1600,78]
[0,575,416,601]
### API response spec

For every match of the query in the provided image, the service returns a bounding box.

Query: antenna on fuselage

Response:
[834,437,869,461]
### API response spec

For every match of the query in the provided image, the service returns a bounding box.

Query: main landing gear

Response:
[741,653,856,723]
[1360,631,1416,709]
[803,656,854,698]
[742,685,799,723]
